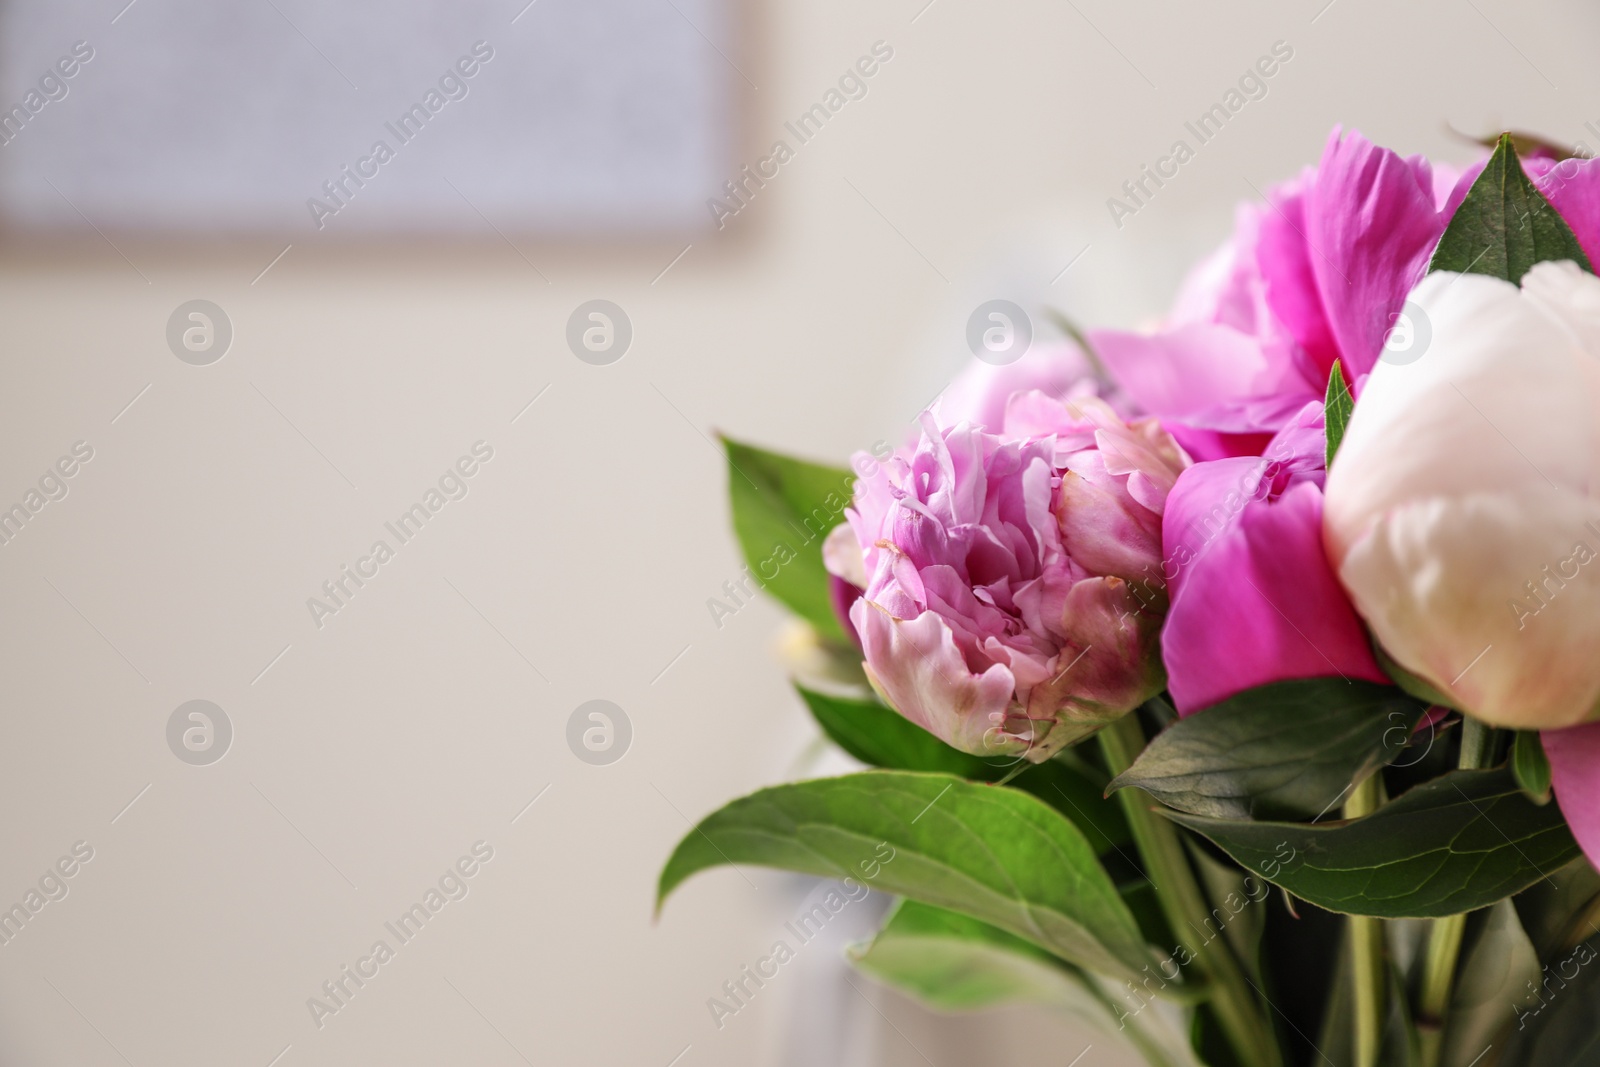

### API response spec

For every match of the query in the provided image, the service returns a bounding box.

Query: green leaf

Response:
[1373,644,1459,710]
[1187,842,1267,988]
[1513,730,1553,805]
[849,899,1106,1012]
[1499,935,1600,1065]
[1429,133,1593,282]
[722,436,855,642]
[1107,678,1428,821]
[1513,855,1600,960]
[1440,900,1541,1067]
[799,685,980,777]
[656,771,1155,981]
[852,901,1204,1066]
[1164,768,1581,918]
[798,686,1130,854]
[1324,362,1355,468]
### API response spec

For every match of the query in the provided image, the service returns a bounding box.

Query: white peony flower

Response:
[1323,261,1600,729]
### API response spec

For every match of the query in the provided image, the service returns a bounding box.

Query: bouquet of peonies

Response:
[657,129,1600,1067]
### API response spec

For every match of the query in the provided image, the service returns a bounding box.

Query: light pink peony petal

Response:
[1054,465,1162,582]
[822,522,868,589]
[933,343,1100,436]
[851,600,1024,758]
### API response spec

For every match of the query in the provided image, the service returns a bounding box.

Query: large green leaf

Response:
[1513,855,1600,959]
[1107,678,1428,821]
[722,436,854,642]
[1429,133,1593,281]
[1500,935,1600,1065]
[1165,768,1581,918]
[852,900,1202,1067]
[849,898,1106,1012]
[656,771,1155,981]
[798,686,1130,854]
[1440,900,1540,1067]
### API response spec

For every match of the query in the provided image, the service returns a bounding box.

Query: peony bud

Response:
[825,393,1185,762]
[1323,262,1600,729]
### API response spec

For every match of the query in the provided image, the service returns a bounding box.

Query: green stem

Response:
[1416,717,1497,1067]
[1459,716,1494,770]
[1100,714,1283,1067]
[1346,775,1386,1067]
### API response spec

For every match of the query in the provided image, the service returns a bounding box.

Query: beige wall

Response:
[0,0,1594,1064]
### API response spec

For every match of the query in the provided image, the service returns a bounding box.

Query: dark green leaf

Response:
[1514,856,1600,960]
[1513,730,1553,805]
[1440,900,1540,1067]
[722,436,855,642]
[798,686,1130,854]
[656,771,1155,980]
[1429,134,1593,281]
[1107,678,1428,821]
[1164,768,1581,918]
[1325,362,1354,468]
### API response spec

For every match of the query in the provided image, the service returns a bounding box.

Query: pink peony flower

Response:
[824,393,1187,762]
[1158,402,1389,714]
[930,341,1114,436]
[1088,127,1465,460]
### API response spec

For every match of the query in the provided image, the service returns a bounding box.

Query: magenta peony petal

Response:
[1530,155,1600,269]
[1087,323,1284,426]
[1545,723,1600,869]
[1296,127,1446,381]
[1162,469,1387,714]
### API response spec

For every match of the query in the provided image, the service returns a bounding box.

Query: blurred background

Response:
[0,0,1594,1063]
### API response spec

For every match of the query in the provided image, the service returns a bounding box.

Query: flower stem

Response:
[1100,714,1283,1067]
[1416,717,1497,1067]
[1345,774,1386,1067]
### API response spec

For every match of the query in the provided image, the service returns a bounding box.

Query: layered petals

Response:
[826,393,1184,760]
[1325,264,1600,729]
[1162,464,1386,714]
